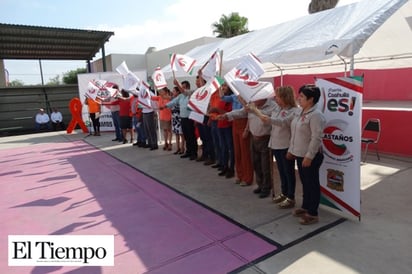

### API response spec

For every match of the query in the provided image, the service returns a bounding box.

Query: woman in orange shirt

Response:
[84,97,101,136]
[153,87,172,150]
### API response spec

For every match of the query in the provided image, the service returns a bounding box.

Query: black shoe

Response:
[133,142,139,146]
[225,169,234,178]
[204,159,215,166]
[112,138,119,141]
[253,188,262,194]
[218,168,227,176]
[150,145,159,150]
[196,155,206,162]
[180,154,190,158]
[189,155,197,160]
[211,164,220,168]
[259,191,271,198]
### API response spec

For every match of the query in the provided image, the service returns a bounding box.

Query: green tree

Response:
[212,12,249,38]
[62,68,87,84]
[47,75,60,85]
[8,79,24,87]
[308,0,339,14]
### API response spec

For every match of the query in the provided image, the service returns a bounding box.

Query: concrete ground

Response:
[1,130,411,274]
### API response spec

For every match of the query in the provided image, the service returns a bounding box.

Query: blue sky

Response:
[1,0,359,84]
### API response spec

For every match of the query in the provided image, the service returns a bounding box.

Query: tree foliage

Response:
[47,75,60,85]
[8,79,24,87]
[308,0,339,14]
[62,67,87,84]
[212,12,249,38]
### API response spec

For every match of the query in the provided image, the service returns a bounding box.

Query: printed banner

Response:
[316,77,363,219]
[86,80,118,101]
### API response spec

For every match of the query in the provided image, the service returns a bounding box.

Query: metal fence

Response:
[0,85,79,136]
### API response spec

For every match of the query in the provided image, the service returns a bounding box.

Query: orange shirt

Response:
[86,98,101,113]
[152,96,171,121]
[208,92,221,120]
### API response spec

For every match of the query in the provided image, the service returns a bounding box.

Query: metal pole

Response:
[39,59,44,85]
[102,45,107,72]
[350,55,355,77]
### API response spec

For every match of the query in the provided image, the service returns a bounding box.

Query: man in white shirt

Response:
[35,108,50,131]
[50,107,65,131]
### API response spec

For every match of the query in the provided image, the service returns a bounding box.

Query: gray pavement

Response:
[1,131,411,274]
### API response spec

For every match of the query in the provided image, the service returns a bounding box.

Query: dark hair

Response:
[182,80,190,89]
[299,84,321,104]
[121,89,129,98]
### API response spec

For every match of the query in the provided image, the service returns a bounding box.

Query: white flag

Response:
[138,80,153,109]
[224,53,265,96]
[188,76,224,114]
[201,50,221,81]
[170,53,197,75]
[116,61,141,91]
[231,80,274,103]
[152,67,167,90]
[116,61,130,76]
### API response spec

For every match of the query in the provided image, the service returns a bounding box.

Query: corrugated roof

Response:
[0,23,114,60]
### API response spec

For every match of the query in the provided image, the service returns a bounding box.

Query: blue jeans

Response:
[218,126,234,170]
[133,116,146,143]
[197,117,214,160]
[210,121,221,165]
[272,148,296,199]
[111,111,122,140]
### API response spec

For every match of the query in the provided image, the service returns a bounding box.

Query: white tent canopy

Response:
[163,0,410,78]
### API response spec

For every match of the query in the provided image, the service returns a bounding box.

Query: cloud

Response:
[94,0,359,57]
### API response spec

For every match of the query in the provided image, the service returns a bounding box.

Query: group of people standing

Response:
[84,76,325,226]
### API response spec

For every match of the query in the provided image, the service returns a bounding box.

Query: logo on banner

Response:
[324,87,357,116]
[195,88,208,101]
[8,235,114,266]
[322,120,354,163]
[235,69,250,80]
[326,168,345,191]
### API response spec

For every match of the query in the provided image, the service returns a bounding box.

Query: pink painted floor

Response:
[1,140,277,274]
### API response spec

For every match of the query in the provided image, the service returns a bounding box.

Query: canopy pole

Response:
[350,55,355,77]
[337,56,348,77]
[273,63,283,86]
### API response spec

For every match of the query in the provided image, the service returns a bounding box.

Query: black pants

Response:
[181,117,197,156]
[296,152,324,216]
[90,113,100,133]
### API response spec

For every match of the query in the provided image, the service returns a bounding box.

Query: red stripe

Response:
[170,54,176,70]
[187,60,196,73]
[188,101,202,114]
[321,186,360,217]
[188,101,203,114]
[323,77,363,93]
